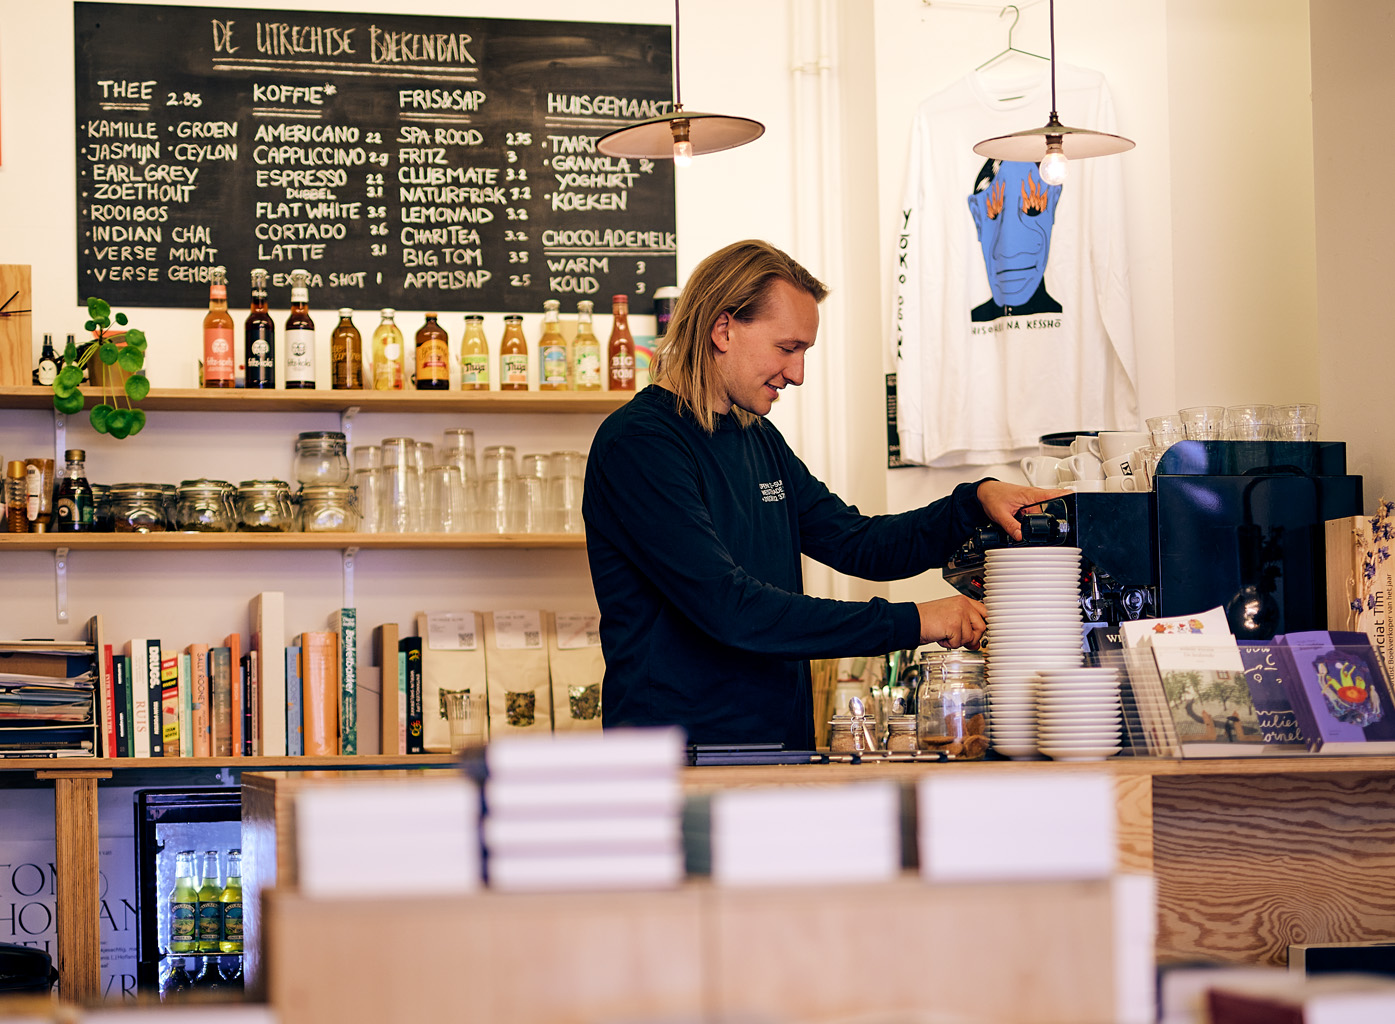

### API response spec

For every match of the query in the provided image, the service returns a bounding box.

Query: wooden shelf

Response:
[0,385,631,415]
[0,531,585,551]
[0,753,461,772]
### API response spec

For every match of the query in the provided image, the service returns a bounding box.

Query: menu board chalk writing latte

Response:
[75,2,677,310]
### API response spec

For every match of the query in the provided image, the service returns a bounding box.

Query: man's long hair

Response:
[652,239,828,433]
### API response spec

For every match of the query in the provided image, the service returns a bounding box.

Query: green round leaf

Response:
[99,341,120,365]
[86,298,111,323]
[62,338,79,361]
[90,403,113,433]
[106,407,132,438]
[124,372,150,402]
[84,320,97,333]
[124,329,147,352]
[115,312,128,326]
[54,392,84,416]
[127,409,147,436]
[117,347,144,373]
[55,365,83,393]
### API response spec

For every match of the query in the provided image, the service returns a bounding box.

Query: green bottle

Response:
[219,849,243,953]
[168,851,197,953]
[195,850,222,952]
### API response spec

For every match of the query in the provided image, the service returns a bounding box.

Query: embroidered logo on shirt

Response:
[759,479,786,503]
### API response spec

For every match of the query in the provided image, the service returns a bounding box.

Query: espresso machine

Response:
[943,440,1364,641]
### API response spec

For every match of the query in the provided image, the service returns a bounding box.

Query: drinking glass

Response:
[354,467,382,534]
[1272,403,1319,441]
[444,691,488,752]
[1135,445,1167,491]
[425,465,468,533]
[352,445,381,473]
[548,450,586,534]
[1178,405,1226,441]
[412,442,436,528]
[480,445,517,534]
[511,475,547,533]
[1223,404,1274,441]
[1145,414,1185,448]
[442,429,479,531]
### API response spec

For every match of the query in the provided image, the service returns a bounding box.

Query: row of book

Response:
[1117,608,1395,757]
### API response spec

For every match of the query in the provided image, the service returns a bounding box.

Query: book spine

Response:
[113,656,129,758]
[178,653,193,757]
[301,633,339,756]
[286,645,303,757]
[160,654,180,757]
[145,641,163,758]
[189,645,211,757]
[240,656,253,756]
[398,650,407,756]
[336,609,358,755]
[252,591,287,757]
[100,644,116,758]
[211,648,232,757]
[127,642,150,758]
[401,637,423,755]
[250,650,260,756]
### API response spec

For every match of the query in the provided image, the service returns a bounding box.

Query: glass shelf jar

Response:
[235,480,294,532]
[916,650,989,760]
[293,431,350,486]
[298,484,359,533]
[109,483,168,533]
[176,479,236,532]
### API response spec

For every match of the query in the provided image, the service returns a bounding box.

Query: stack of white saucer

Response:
[1035,667,1123,761]
[981,547,1084,759]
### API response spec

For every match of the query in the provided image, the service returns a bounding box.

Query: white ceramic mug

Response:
[1062,452,1104,481]
[1101,454,1133,478]
[1097,430,1150,462]
[1070,435,1102,458]
[1104,475,1140,492]
[1020,455,1064,487]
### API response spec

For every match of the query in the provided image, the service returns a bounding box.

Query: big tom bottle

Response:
[244,269,275,388]
[330,309,364,389]
[283,269,316,389]
[607,294,635,391]
[202,266,235,388]
[499,315,529,391]
[415,313,450,390]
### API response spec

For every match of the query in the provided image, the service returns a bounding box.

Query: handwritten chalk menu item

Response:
[75,3,677,310]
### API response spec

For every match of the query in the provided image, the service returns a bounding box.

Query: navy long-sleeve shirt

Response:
[583,386,989,749]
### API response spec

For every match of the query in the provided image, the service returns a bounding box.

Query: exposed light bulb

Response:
[1039,140,1068,186]
[673,138,693,166]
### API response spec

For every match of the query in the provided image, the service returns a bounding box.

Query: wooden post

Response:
[40,769,110,1004]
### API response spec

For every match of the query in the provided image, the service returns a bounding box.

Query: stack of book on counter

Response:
[481,726,685,892]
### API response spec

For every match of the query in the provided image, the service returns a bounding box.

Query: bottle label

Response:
[24,465,40,521]
[610,351,635,388]
[171,901,196,944]
[196,901,221,943]
[418,339,449,380]
[372,358,403,390]
[204,327,235,382]
[542,344,568,385]
[284,327,316,382]
[221,902,243,942]
[36,359,58,386]
[502,353,529,385]
[574,347,601,387]
[55,497,76,526]
[462,357,489,386]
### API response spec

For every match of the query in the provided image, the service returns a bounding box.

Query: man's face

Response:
[968,160,1061,308]
[711,278,819,417]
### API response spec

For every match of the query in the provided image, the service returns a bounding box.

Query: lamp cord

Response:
[1048,0,1057,116]
[674,0,683,110]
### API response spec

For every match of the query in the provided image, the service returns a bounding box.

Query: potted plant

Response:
[51,297,149,438]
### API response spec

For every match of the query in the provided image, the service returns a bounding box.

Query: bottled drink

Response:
[538,300,568,391]
[202,266,236,388]
[415,312,450,390]
[499,314,529,391]
[163,958,193,1000]
[53,448,94,533]
[33,333,59,386]
[192,956,223,990]
[221,957,244,992]
[6,461,28,533]
[572,301,601,390]
[283,269,316,389]
[460,314,489,390]
[218,849,242,953]
[607,294,636,391]
[168,850,197,953]
[195,850,222,952]
[371,308,405,390]
[244,268,276,389]
[330,308,364,389]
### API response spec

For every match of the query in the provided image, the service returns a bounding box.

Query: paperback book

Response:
[1276,630,1395,754]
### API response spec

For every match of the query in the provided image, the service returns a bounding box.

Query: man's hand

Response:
[976,480,1071,541]
[917,595,988,649]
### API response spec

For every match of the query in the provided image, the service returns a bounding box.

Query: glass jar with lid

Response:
[298,484,360,533]
[828,714,880,754]
[108,483,168,533]
[885,715,919,752]
[916,650,989,759]
[293,431,350,486]
[176,479,236,532]
[90,483,113,532]
[236,480,294,532]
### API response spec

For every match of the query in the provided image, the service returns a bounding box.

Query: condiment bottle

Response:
[244,268,275,389]
[202,265,235,388]
[607,294,635,391]
[34,334,59,386]
[330,308,364,390]
[53,449,94,532]
[283,269,316,389]
[371,308,405,390]
[538,300,569,391]
[414,313,450,390]
[499,314,529,391]
[572,300,601,391]
[6,460,29,533]
[460,314,490,391]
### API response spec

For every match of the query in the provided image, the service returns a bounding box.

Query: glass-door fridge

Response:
[133,788,242,998]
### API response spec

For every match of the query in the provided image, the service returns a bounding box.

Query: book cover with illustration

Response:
[1236,644,1306,747]
[1151,641,1267,756]
[1276,630,1395,754]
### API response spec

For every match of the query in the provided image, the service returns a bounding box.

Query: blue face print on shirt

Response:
[967,160,1062,318]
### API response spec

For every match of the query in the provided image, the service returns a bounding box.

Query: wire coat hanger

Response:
[975,5,1048,71]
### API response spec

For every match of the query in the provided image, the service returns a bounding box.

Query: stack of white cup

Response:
[1020,432,1151,492]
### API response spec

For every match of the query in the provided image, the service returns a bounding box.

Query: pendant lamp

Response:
[972,0,1133,184]
[596,1,764,165]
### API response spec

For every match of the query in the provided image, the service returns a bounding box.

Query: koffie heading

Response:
[211,18,477,65]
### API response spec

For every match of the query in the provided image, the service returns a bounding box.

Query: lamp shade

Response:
[973,121,1135,162]
[597,111,765,159]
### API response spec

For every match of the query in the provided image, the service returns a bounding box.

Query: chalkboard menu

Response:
[74,3,677,311]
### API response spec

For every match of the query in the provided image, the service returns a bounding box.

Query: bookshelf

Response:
[0,533,586,552]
